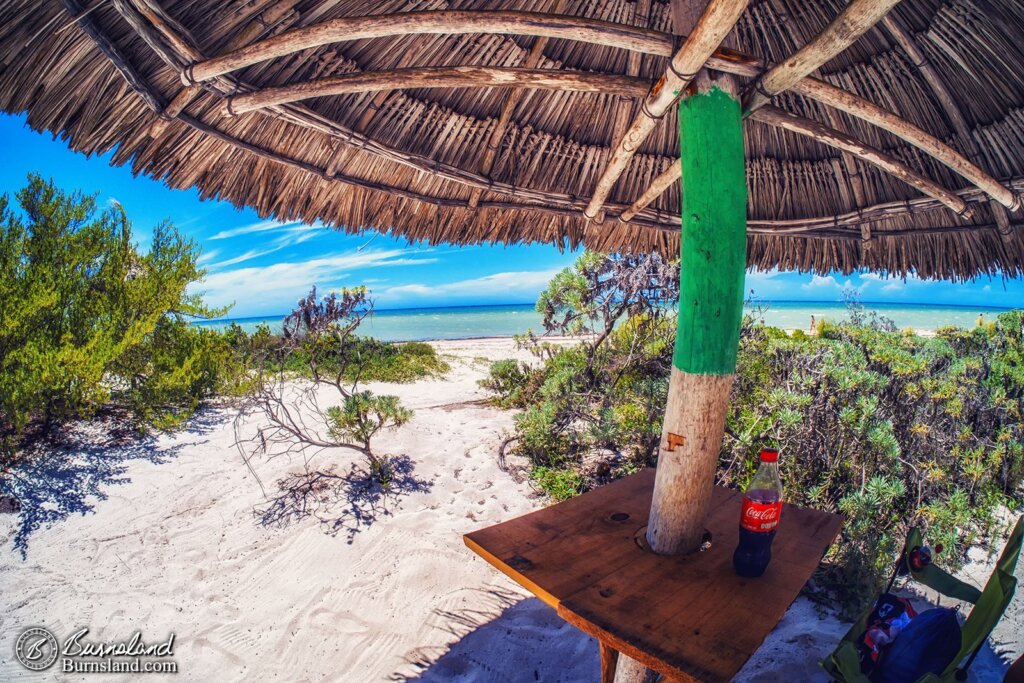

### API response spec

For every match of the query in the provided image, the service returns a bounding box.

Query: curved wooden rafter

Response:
[880,12,1020,239]
[750,106,971,216]
[742,0,902,114]
[181,10,679,84]
[165,6,1018,213]
[108,0,664,214]
[147,0,302,137]
[583,0,751,221]
[222,67,651,117]
[789,78,1020,211]
[80,0,1017,241]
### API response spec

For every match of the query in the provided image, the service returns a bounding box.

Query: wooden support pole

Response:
[647,82,747,555]
[583,0,748,222]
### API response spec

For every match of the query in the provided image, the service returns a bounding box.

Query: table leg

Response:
[599,641,620,683]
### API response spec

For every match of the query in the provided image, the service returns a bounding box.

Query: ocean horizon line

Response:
[202,299,1018,323]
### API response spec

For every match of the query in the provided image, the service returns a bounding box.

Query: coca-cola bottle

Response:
[733,448,783,577]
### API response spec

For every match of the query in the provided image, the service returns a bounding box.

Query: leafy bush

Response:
[275,334,448,383]
[530,466,584,501]
[727,310,1024,614]
[0,174,229,459]
[482,252,677,484]
[483,253,1024,616]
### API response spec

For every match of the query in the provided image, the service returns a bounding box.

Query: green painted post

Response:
[646,83,748,556]
[674,85,748,375]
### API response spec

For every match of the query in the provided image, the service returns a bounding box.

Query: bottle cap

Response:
[760,448,779,463]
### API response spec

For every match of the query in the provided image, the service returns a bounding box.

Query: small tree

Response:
[482,251,679,484]
[235,287,414,525]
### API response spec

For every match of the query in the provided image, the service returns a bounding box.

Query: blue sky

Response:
[1,112,1021,319]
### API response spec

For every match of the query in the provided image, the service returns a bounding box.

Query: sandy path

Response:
[0,338,1018,681]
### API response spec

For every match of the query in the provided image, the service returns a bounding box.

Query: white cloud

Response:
[380,269,562,303]
[191,249,438,311]
[213,247,282,268]
[208,219,322,241]
[801,275,840,290]
[881,280,905,293]
[204,223,329,270]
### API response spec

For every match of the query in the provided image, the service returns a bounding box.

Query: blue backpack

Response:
[873,608,962,683]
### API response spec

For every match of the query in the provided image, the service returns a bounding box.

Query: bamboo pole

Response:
[743,0,902,114]
[751,106,972,217]
[583,0,749,221]
[222,67,649,117]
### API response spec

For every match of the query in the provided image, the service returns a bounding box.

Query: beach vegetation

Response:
[484,254,1024,616]
[277,337,449,383]
[234,287,418,528]
[0,174,230,463]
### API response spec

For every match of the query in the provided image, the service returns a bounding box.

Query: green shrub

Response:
[275,336,448,383]
[0,174,229,458]
[480,359,540,408]
[530,466,584,501]
[483,254,1024,617]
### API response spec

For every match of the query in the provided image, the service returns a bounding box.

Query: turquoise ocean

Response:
[192,302,1018,342]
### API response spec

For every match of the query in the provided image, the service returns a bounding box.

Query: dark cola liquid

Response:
[733,488,781,578]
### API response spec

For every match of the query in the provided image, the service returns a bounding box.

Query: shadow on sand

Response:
[391,587,598,683]
[254,453,433,544]
[391,587,1011,683]
[0,408,225,557]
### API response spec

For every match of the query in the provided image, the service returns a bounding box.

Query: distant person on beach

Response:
[810,315,817,335]
[977,313,985,327]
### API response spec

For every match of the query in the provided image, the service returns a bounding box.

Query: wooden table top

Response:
[464,468,843,682]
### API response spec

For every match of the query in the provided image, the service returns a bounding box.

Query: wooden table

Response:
[464,469,843,682]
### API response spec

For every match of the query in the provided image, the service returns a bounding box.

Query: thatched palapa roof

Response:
[1,0,1023,279]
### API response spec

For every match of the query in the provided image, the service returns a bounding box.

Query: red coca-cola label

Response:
[741,498,782,533]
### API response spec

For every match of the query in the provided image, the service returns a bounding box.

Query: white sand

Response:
[0,337,1019,681]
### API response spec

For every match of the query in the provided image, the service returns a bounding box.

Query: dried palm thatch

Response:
[1,0,1022,279]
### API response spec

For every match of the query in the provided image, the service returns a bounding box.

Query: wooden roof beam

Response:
[790,78,1021,210]
[182,11,679,84]
[621,69,1020,223]
[178,4,1017,212]
[750,106,971,217]
[70,0,1020,243]
[743,0,902,115]
[148,0,302,137]
[583,0,749,221]
[222,67,650,117]
[880,13,1020,238]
